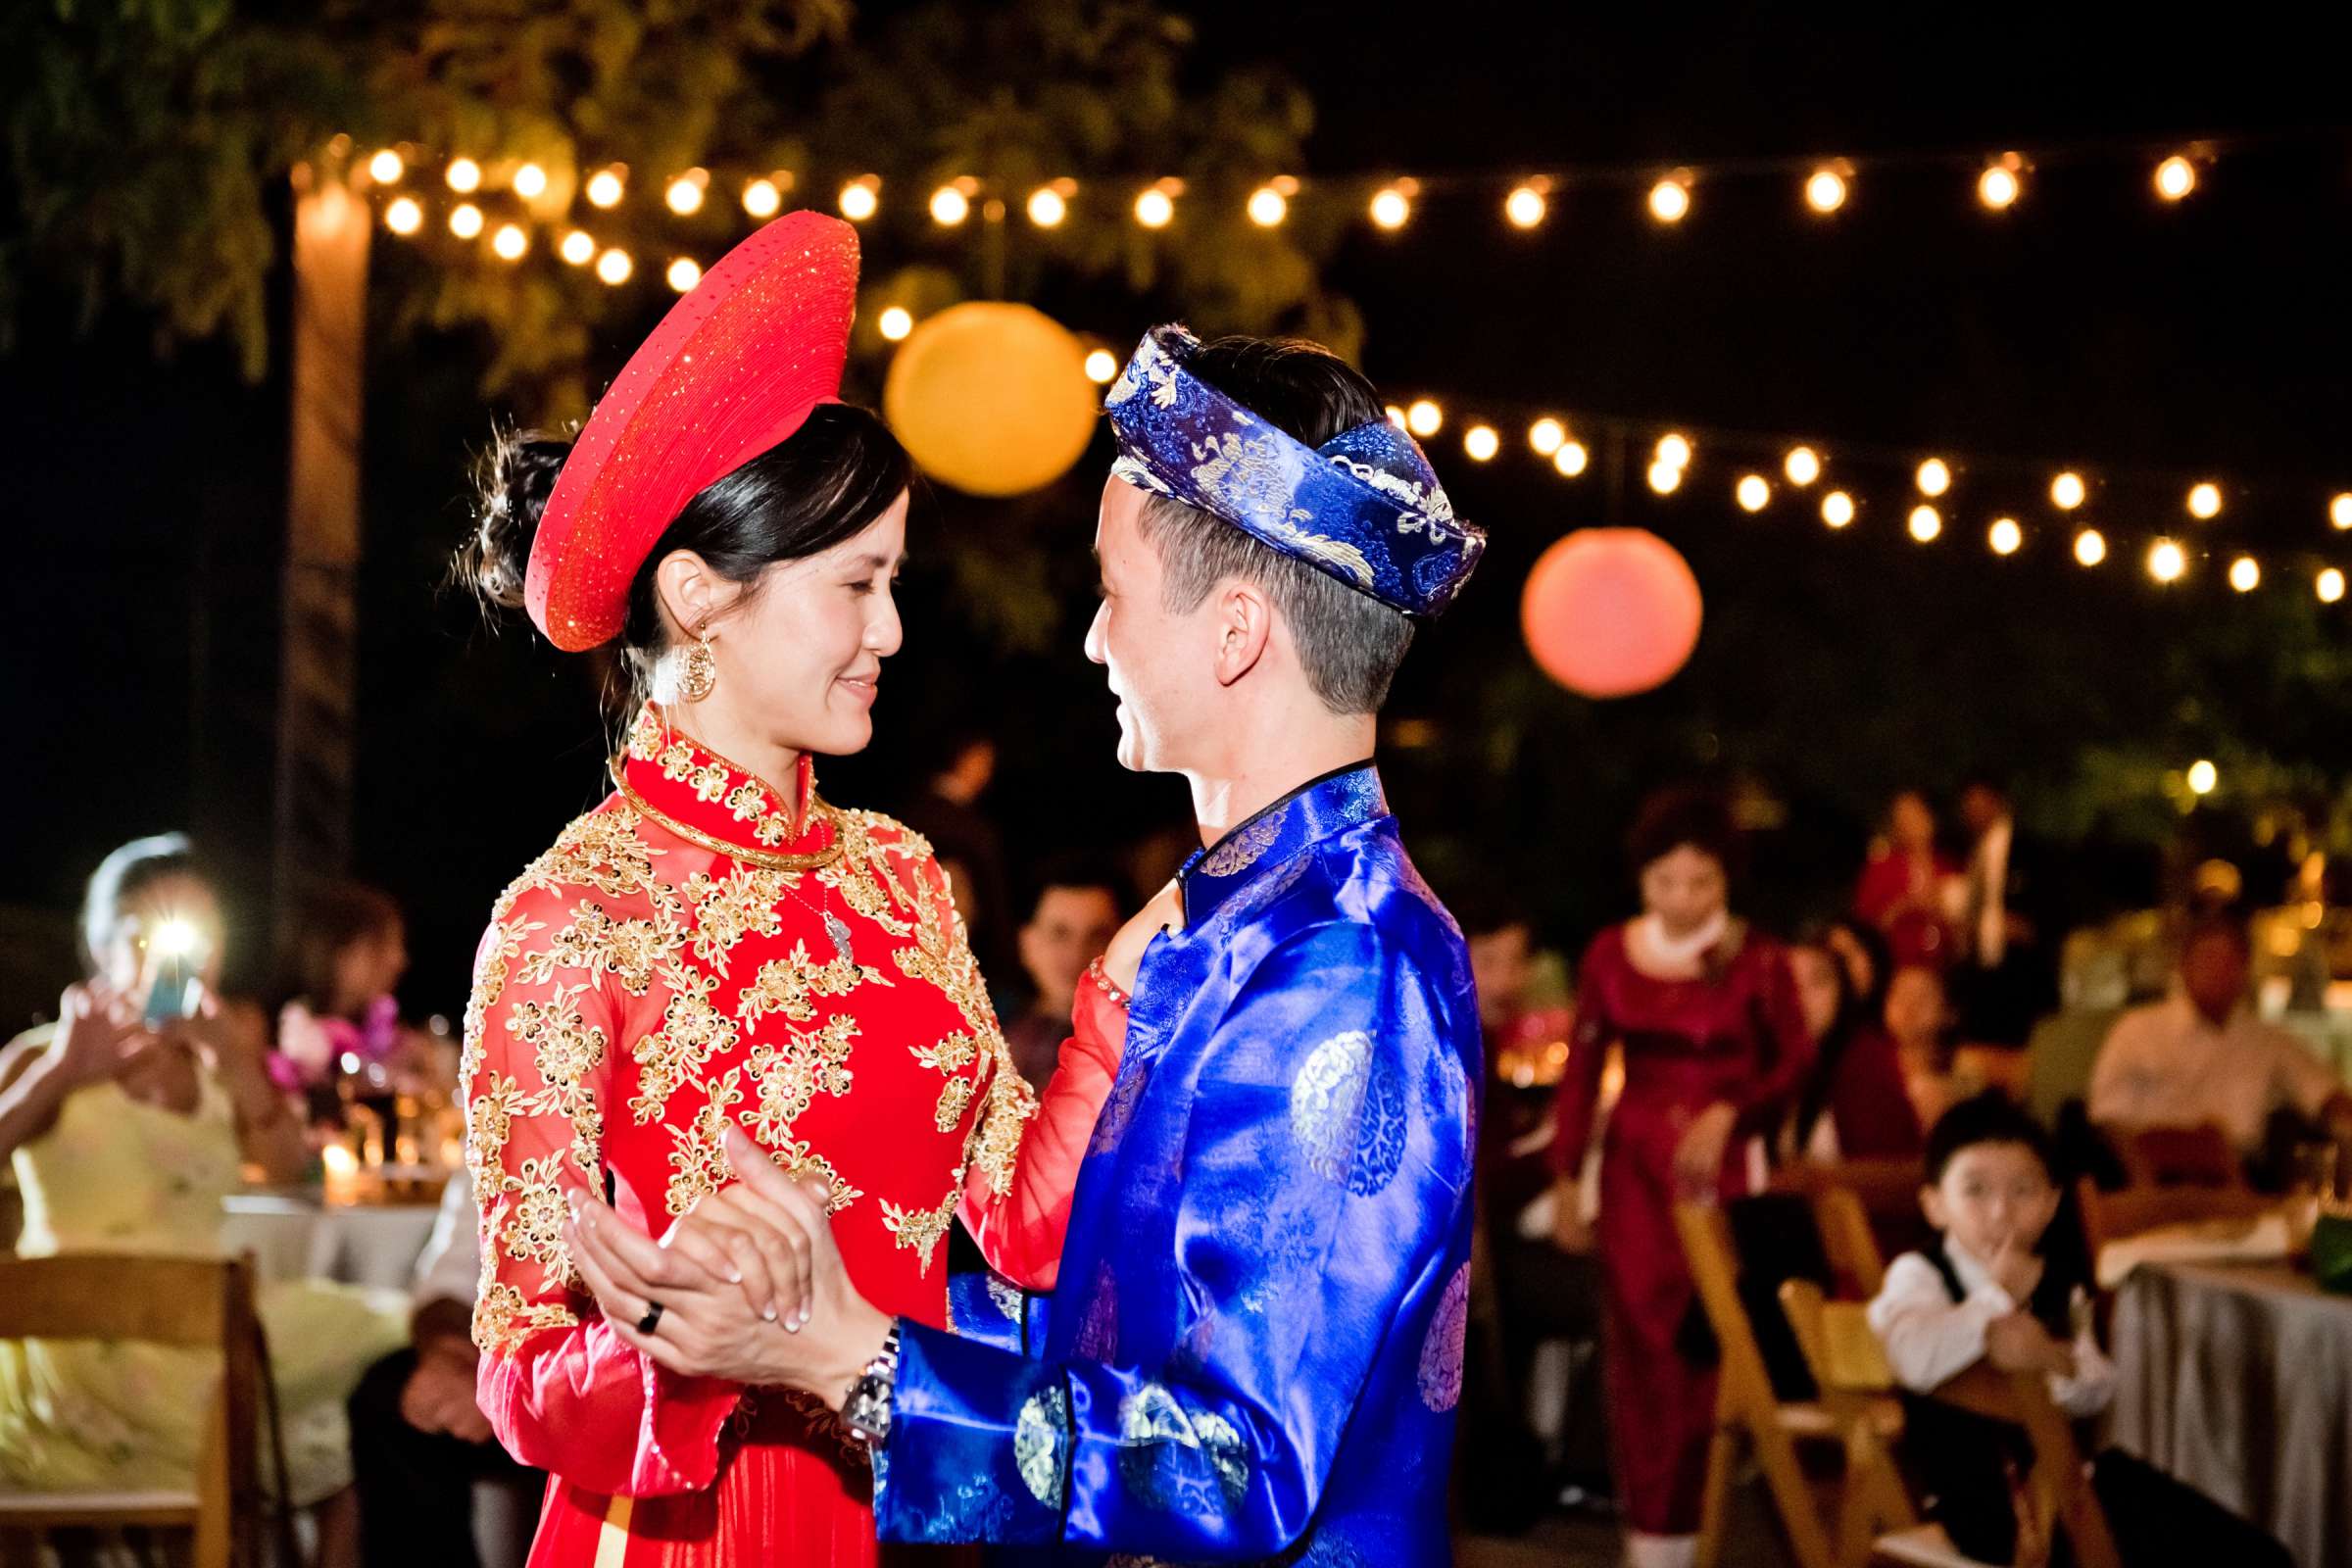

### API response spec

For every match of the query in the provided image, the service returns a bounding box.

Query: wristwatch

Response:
[841,1320,903,1446]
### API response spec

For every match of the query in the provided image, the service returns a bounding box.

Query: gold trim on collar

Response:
[610,758,846,872]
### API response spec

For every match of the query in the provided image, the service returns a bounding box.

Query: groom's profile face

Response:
[1086,478,1210,774]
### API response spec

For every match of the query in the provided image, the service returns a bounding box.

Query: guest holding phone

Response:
[0,835,405,1567]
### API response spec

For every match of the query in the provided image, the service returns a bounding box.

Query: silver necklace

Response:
[776,872,857,966]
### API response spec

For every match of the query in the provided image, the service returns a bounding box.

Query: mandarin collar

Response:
[1177,761,1387,927]
[617,703,833,858]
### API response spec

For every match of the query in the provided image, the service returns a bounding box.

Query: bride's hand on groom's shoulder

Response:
[1103,879,1181,995]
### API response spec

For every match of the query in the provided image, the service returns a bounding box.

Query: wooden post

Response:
[275,163,369,945]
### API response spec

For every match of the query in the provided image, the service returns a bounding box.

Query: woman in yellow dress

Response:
[0,835,408,1565]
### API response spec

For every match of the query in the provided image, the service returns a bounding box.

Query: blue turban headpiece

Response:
[1103,324,1485,618]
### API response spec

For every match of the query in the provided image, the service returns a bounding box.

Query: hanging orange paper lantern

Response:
[1520,528,1703,698]
[882,302,1098,497]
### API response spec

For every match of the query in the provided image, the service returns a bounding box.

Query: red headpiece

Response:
[525,212,860,651]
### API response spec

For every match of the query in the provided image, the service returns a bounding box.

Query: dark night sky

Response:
[4,3,2349,1026]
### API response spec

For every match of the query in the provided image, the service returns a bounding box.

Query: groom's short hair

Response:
[1133,336,1414,715]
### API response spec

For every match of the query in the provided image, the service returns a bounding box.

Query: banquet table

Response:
[220,1189,442,1291]
[2108,1258,2352,1568]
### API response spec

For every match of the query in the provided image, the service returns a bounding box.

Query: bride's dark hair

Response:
[458,404,911,694]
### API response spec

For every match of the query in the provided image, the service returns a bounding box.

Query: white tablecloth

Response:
[2109,1259,2352,1568]
[220,1193,441,1292]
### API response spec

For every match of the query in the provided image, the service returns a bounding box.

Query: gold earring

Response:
[678,631,718,702]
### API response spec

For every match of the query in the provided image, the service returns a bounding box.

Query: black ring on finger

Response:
[636,1299,665,1336]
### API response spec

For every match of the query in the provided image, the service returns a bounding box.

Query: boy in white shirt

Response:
[1867,1093,2289,1567]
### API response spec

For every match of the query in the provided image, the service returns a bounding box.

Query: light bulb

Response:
[839,179,879,221]
[2051,471,2087,511]
[2148,538,2187,583]
[1736,474,1771,513]
[1647,460,1684,495]
[586,169,624,209]
[1979,162,2022,210]
[1783,446,1822,486]
[2075,528,2107,567]
[1805,167,1847,214]
[2230,556,2261,592]
[1464,425,1500,462]
[1027,186,1067,227]
[878,306,914,342]
[2155,155,2197,202]
[1554,441,1590,477]
[1908,505,1942,543]
[930,185,971,225]
[1529,417,1566,457]
[2187,482,2222,520]
[1989,517,2023,556]
[1084,349,1118,385]
[2187,760,2218,796]
[665,257,701,293]
[448,202,483,239]
[445,157,481,194]
[491,222,527,261]
[1135,187,1175,228]
[1504,185,1546,228]
[368,150,404,184]
[595,247,632,285]
[1370,187,1411,230]
[1916,457,1951,497]
[1405,400,1443,438]
[665,172,707,216]
[1248,186,1288,226]
[1822,491,1855,528]
[559,229,595,266]
[511,163,547,199]
[1647,177,1690,223]
[1654,433,1692,469]
[383,196,423,235]
[742,178,783,219]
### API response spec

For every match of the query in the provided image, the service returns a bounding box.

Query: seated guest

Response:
[1868,1093,2291,1567]
[1855,790,1964,969]
[1788,932,1923,1162]
[347,1168,542,1568]
[275,880,452,1114]
[2090,909,2352,1166]
[1001,857,1128,1093]
[1886,961,1971,1131]
[0,835,405,1566]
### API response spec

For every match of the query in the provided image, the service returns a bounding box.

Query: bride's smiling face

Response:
[670,491,909,760]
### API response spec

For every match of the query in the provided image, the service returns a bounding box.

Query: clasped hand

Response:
[560,1125,893,1406]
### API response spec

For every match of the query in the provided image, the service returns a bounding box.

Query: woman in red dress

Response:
[455,213,1116,1565]
[1853,789,1962,969]
[1548,789,1813,1568]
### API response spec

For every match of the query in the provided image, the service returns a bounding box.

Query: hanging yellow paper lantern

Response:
[883,302,1099,497]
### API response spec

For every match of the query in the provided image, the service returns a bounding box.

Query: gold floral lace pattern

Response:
[744,1013,860,1138]
[472,1281,579,1359]
[681,866,788,974]
[629,962,740,1124]
[665,1065,748,1217]
[880,1186,960,1274]
[736,941,892,1028]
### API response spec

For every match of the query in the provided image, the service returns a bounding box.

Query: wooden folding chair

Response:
[1779,1283,2126,1568]
[2074,1177,2275,1262]
[1775,1158,1932,1282]
[0,1253,285,1568]
[1677,1200,1906,1568]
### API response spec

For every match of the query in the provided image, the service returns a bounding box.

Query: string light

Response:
[1029,185,1075,227]
[1529,417,1566,457]
[1989,517,2024,556]
[586,168,625,209]
[2155,155,2198,202]
[1804,166,1848,214]
[743,178,783,219]
[445,157,481,194]
[1647,174,1691,224]
[665,257,702,292]
[1384,404,1405,429]
[512,163,547,199]
[1916,457,1951,497]
[383,196,423,235]
[2230,556,2261,592]
[839,177,879,221]
[1248,186,1289,226]
[1736,474,1771,512]
[2075,528,2108,566]
[878,306,914,342]
[2187,481,2222,519]
[2321,568,2347,604]
[1084,349,1119,384]
[1405,399,1443,437]
[1822,491,1855,528]
[1370,186,1412,230]
[665,171,708,216]
[1464,424,1500,462]
[2334,494,2352,531]
[595,247,632,285]
[2051,471,2087,511]
[491,222,528,261]
[930,185,971,225]
[1504,183,1547,229]
[1908,505,1942,542]
[1647,460,1684,495]
[1134,186,1175,228]
[2187,760,2219,796]
[1655,432,1692,469]
[1784,446,1822,486]
[559,229,595,266]
[1553,441,1590,477]
[1979,155,2024,210]
[2147,538,2187,583]
[367,150,404,184]
[448,202,483,239]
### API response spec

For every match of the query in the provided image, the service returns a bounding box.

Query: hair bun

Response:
[460,428,574,615]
